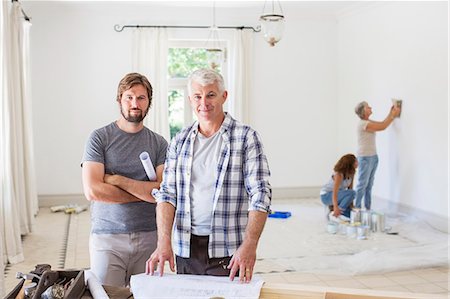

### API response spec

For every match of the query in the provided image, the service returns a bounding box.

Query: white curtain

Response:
[132,28,170,142]
[228,29,253,124]
[0,1,4,295]
[1,0,38,266]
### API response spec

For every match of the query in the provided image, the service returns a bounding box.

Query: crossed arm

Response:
[82,161,164,204]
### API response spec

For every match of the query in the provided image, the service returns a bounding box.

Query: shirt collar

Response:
[190,112,234,136]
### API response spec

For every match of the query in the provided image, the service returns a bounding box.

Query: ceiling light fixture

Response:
[205,1,224,70]
[260,0,285,47]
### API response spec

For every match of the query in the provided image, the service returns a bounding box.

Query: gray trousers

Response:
[89,231,157,287]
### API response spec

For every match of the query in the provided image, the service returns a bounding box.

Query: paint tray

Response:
[268,211,292,218]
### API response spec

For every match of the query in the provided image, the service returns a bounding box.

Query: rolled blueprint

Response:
[140,151,156,181]
[85,270,110,299]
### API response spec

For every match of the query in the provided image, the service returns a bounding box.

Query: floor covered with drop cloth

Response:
[2,198,449,296]
[257,198,448,276]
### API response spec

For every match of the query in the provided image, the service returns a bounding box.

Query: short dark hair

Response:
[116,73,153,107]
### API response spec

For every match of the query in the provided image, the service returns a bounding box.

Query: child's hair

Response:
[334,154,357,179]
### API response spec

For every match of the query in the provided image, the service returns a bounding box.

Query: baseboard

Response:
[39,191,447,234]
[38,194,87,207]
[272,186,321,199]
[375,196,449,234]
[38,188,322,207]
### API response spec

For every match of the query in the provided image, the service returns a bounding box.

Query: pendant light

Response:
[205,2,224,69]
[260,0,285,47]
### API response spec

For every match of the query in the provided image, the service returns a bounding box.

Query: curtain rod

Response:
[11,0,31,22]
[114,24,261,33]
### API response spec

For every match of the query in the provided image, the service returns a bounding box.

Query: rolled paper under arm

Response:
[139,151,156,181]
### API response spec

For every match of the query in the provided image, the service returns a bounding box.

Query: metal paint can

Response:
[327,222,338,234]
[346,224,357,238]
[370,212,386,232]
[339,221,348,235]
[378,212,386,232]
[361,210,372,227]
[350,209,361,224]
[357,225,370,240]
[371,213,379,232]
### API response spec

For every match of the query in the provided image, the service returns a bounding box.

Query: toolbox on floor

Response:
[4,265,85,299]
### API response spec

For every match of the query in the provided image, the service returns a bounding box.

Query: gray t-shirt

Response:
[357,119,377,156]
[82,122,168,234]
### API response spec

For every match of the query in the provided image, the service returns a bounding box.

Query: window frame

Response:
[167,39,228,134]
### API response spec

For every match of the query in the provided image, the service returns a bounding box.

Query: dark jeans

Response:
[176,234,231,276]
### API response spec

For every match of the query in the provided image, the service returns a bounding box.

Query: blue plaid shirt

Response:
[152,113,272,258]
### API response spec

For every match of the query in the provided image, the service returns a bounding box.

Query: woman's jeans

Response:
[320,189,355,217]
[355,155,379,210]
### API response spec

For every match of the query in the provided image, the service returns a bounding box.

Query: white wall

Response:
[23,2,339,195]
[336,2,448,219]
[252,16,338,188]
[22,1,449,225]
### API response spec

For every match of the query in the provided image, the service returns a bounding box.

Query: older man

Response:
[147,68,272,283]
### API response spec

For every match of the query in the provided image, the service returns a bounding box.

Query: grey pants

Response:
[176,234,232,276]
[89,231,157,287]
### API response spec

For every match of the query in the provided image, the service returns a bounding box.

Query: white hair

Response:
[187,68,225,95]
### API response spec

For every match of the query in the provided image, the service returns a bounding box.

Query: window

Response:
[167,40,227,139]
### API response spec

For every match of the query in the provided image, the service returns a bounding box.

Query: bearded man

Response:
[81,73,168,287]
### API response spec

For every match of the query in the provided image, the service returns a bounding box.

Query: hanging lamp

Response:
[260,0,285,47]
[205,2,224,69]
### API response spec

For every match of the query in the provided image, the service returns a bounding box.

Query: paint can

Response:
[379,212,386,232]
[370,212,386,232]
[350,209,361,224]
[371,213,379,232]
[339,221,348,235]
[357,225,370,240]
[346,224,357,238]
[327,222,338,234]
[361,210,372,227]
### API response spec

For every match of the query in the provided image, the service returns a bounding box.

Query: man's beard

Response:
[121,107,149,123]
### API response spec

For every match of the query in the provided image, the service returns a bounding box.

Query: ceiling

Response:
[21,0,361,16]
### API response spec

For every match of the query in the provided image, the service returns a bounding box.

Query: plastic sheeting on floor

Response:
[256,198,448,275]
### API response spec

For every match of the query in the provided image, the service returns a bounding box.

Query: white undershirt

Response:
[190,131,223,236]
